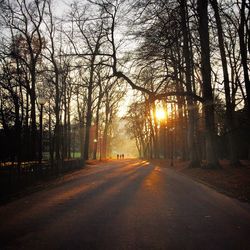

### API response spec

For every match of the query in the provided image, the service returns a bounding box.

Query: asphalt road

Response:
[0,159,250,250]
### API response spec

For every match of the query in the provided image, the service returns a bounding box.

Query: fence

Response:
[0,159,84,203]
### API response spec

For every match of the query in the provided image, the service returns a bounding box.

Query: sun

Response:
[155,108,166,121]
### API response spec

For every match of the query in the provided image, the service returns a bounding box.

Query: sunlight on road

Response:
[5,160,154,227]
[1,159,250,250]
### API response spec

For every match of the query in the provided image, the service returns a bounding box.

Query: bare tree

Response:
[2,0,46,160]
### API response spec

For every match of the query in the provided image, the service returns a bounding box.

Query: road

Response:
[0,159,250,250]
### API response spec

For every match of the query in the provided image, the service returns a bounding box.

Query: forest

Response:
[0,0,249,172]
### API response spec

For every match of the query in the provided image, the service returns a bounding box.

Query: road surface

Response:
[0,159,250,250]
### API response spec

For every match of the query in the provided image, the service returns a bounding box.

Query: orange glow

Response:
[155,108,166,121]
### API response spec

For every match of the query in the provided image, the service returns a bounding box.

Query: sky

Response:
[52,0,135,118]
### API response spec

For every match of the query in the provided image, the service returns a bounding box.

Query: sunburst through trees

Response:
[0,0,249,174]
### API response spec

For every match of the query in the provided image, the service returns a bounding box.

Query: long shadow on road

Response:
[1,160,250,250]
[0,160,154,249]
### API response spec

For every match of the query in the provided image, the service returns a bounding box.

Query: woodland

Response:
[0,0,249,172]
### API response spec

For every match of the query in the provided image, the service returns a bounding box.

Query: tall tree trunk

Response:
[55,73,61,165]
[180,0,200,167]
[13,94,21,174]
[48,100,54,166]
[197,0,220,168]
[103,123,108,159]
[93,96,101,160]
[175,48,188,160]
[63,92,67,159]
[239,0,250,112]
[30,69,37,161]
[76,92,85,159]
[151,102,159,158]
[25,90,30,160]
[210,0,240,166]
[67,99,71,159]
[83,56,95,161]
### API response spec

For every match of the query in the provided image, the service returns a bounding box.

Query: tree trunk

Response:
[30,71,37,161]
[210,0,240,166]
[63,95,67,159]
[13,94,22,174]
[175,48,188,160]
[83,56,95,161]
[93,96,101,160]
[239,0,250,112]
[180,0,200,167]
[67,100,71,159]
[55,73,61,167]
[197,0,220,168]
[48,100,54,166]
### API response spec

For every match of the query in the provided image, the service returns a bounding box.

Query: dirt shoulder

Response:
[150,159,250,203]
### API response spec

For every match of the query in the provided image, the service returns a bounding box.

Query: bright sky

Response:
[52,0,135,119]
[117,88,134,117]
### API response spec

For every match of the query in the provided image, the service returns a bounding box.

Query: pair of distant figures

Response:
[117,154,124,159]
